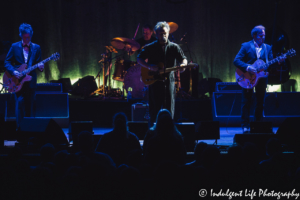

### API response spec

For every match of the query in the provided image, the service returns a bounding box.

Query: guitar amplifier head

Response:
[36,83,62,93]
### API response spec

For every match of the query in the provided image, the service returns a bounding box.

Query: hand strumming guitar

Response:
[13,71,22,79]
[148,64,159,71]
[247,66,257,73]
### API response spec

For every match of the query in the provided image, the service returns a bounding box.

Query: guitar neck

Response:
[159,64,197,74]
[261,53,289,71]
[22,57,52,74]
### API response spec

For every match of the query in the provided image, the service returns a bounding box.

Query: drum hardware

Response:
[93,46,125,98]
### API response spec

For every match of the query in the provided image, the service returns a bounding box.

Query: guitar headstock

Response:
[50,52,60,61]
[286,49,296,57]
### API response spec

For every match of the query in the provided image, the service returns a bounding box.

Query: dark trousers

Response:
[149,78,175,126]
[241,77,267,128]
[15,82,36,128]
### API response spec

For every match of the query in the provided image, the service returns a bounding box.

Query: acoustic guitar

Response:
[141,62,198,85]
[3,52,60,93]
[235,49,296,89]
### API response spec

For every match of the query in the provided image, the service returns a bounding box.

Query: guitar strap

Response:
[264,44,268,63]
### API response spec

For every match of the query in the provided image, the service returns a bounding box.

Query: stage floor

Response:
[4,127,279,147]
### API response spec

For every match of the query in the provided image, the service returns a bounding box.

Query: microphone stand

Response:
[163,42,168,110]
[183,36,194,96]
[176,34,192,122]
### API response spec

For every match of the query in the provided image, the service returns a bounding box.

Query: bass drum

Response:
[124,64,146,99]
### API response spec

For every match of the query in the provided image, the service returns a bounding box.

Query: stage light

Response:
[267,85,281,92]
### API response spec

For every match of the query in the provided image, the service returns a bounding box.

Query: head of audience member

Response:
[242,142,260,165]
[201,146,220,168]
[40,143,55,163]
[142,24,154,41]
[113,112,129,136]
[8,146,23,162]
[227,145,243,161]
[153,109,180,137]
[194,142,208,164]
[266,138,282,157]
[78,131,94,153]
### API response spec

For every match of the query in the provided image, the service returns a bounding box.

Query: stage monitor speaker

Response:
[71,76,98,97]
[51,78,73,93]
[19,118,68,146]
[276,117,300,147]
[250,122,273,133]
[233,133,277,151]
[69,121,93,146]
[195,121,220,140]
[128,121,149,140]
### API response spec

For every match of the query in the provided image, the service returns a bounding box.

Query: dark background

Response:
[1,0,299,91]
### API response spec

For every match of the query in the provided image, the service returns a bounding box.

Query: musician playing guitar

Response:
[4,23,44,129]
[233,25,285,133]
[137,21,187,126]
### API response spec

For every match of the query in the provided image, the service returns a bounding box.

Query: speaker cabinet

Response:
[131,103,149,121]
[18,118,68,146]
[35,93,69,127]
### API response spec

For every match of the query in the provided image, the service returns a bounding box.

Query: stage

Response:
[3,127,280,148]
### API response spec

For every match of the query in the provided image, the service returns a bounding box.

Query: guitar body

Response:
[3,64,32,93]
[141,62,164,85]
[141,62,198,85]
[235,59,269,89]
[3,52,60,93]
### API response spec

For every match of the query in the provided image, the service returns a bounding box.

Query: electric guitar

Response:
[3,52,60,93]
[235,49,296,89]
[141,62,198,85]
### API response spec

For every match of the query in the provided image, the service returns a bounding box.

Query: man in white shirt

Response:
[233,25,273,133]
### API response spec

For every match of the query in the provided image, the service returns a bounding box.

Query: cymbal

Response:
[111,37,140,51]
[167,22,178,34]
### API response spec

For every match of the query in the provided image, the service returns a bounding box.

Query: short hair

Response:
[19,23,33,38]
[251,25,265,38]
[143,24,153,32]
[154,21,170,33]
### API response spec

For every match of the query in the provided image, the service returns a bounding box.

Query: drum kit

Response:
[94,22,184,99]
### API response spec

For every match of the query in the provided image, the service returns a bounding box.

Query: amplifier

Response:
[212,92,254,117]
[215,82,242,92]
[131,103,149,121]
[36,83,62,93]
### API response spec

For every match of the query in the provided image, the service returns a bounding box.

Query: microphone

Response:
[180,32,187,42]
